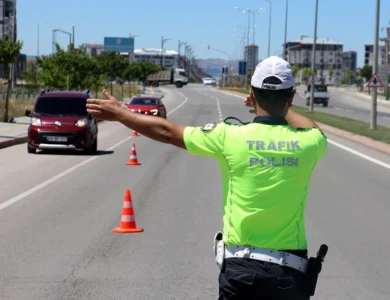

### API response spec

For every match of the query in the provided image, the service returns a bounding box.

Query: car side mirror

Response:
[25,109,32,117]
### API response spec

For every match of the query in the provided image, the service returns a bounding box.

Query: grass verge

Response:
[221,87,390,145]
[0,83,142,120]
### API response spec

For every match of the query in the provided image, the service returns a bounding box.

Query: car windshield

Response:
[315,85,327,92]
[130,98,157,105]
[34,97,87,116]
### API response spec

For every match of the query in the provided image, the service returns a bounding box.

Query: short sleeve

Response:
[183,122,227,158]
[311,128,328,160]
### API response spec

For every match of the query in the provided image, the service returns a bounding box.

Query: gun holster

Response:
[213,231,225,271]
[302,244,329,296]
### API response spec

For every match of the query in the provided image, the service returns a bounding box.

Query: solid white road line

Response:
[218,90,390,170]
[0,92,189,212]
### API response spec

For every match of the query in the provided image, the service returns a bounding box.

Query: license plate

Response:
[46,136,67,142]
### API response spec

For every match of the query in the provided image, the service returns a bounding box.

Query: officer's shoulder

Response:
[295,127,327,139]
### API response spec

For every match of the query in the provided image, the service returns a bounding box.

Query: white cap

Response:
[251,56,294,90]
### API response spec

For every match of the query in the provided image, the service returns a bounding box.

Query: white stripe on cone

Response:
[123,201,133,208]
[121,215,135,222]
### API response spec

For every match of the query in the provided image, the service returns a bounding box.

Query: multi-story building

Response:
[80,43,105,56]
[104,37,134,55]
[130,48,179,68]
[285,35,345,85]
[364,40,386,66]
[0,0,25,82]
[244,44,259,78]
[342,51,357,73]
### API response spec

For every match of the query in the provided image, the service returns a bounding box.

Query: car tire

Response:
[323,102,328,107]
[85,138,97,154]
[27,144,36,154]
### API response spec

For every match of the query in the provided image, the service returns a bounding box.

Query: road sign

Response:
[308,73,318,83]
[367,72,384,88]
[238,61,247,75]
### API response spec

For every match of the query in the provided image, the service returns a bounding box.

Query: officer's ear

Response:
[287,90,295,108]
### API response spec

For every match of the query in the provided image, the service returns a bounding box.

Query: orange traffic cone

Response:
[113,189,144,233]
[126,143,142,166]
[131,130,140,137]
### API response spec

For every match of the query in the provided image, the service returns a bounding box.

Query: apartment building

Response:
[0,0,26,81]
[285,35,350,85]
[364,40,386,66]
[244,44,259,77]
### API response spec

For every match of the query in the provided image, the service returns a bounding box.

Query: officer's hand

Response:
[86,89,123,121]
[244,91,256,114]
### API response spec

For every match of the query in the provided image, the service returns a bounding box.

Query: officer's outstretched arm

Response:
[86,90,187,150]
[117,109,187,149]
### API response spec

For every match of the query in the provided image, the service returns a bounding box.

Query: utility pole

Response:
[245,10,250,90]
[370,0,380,129]
[266,0,273,57]
[160,36,163,67]
[72,26,75,46]
[309,0,319,112]
[283,0,288,61]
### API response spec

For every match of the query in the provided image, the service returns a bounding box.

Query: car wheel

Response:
[27,144,36,154]
[85,138,97,154]
[323,102,328,107]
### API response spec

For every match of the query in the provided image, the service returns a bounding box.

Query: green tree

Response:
[328,67,334,79]
[36,44,69,89]
[0,34,23,122]
[359,65,372,81]
[303,68,312,80]
[22,63,41,93]
[292,65,299,78]
[344,68,353,84]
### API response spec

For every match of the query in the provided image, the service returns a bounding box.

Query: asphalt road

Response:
[1,84,390,299]
[295,86,390,127]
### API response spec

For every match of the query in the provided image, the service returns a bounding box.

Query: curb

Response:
[0,135,28,150]
[317,122,390,155]
[354,92,390,105]
[219,89,390,156]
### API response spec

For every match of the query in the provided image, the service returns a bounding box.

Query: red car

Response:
[25,90,98,154]
[125,96,167,119]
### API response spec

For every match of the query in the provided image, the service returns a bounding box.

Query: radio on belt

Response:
[302,244,329,296]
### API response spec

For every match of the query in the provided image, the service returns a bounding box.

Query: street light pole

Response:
[264,0,273,57]
[371,0,380,129]
[309,0,319,112]
[283,0,289,60]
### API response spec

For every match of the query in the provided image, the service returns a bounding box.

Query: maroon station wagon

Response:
[25,90,98,154]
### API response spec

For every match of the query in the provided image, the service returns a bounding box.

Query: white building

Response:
[130,48,179,68]
[285,36,344,85]
[364,40,386,66]
[80,43,105,56]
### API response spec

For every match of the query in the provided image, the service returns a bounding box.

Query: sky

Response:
[16,0,390,68]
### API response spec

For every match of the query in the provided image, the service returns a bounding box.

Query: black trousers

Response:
[218,250,310,300]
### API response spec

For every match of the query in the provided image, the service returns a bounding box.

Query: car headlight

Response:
[31,117,42,127]
[149,109,158,116]
[75,118,89,127]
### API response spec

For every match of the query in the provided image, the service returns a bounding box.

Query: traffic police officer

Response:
[86,56,328,299]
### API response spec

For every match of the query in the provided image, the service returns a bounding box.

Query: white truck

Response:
[145,68,188,88]
[305,84,331,107]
